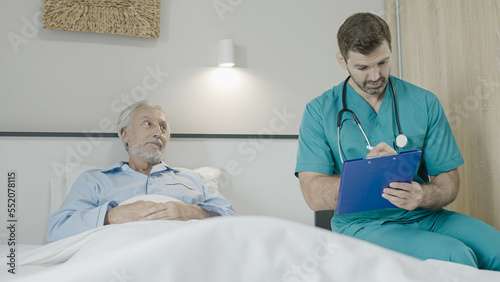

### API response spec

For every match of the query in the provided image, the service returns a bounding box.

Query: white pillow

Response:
[48,164,100,214]
[192,166,222,192]
[65,164,101,194]
[49,176,68,214]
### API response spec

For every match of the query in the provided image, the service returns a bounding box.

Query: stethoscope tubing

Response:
[337,76,406,163]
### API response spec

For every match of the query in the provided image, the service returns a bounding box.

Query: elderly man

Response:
[47,100,236,242]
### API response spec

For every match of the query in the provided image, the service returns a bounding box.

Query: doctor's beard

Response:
[348,72,388,95]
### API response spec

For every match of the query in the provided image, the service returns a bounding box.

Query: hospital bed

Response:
[1,165,500,282]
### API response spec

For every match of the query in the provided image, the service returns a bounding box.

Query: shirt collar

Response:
[102,161,179,174]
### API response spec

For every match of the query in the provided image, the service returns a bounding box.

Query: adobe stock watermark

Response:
[224,106,296,177]
[382,151,420,185]
[282,235,340,282]
[445,74,496,130]
[51,64,169,178]
[213,0,244,21]
[109,65,170,113]
[7,8,43,54]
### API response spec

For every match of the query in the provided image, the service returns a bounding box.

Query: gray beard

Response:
[129,143,163,164]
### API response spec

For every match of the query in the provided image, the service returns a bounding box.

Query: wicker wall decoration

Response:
[43,0,161,39]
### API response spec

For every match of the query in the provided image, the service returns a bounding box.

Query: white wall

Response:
[0,0,385,244]
[164,138,306,221]
[0,0,384,134]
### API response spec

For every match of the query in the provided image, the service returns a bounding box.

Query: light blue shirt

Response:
[47,162,236,242]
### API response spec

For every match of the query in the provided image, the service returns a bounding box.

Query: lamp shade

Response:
[218,39,235,67]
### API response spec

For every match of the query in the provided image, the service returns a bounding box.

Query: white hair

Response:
[116,100,171,152]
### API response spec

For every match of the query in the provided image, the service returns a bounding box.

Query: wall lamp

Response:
[218,39,235,67]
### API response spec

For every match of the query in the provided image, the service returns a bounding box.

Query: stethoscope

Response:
[337,76,408,163]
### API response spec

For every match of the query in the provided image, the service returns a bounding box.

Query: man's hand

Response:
[367,142,423,210]
[366,142,397,158]
[104,200,159,225]
[105,201,218,225]
[141,201,218,221]
[382,181,423,210]
[367,142,422,210]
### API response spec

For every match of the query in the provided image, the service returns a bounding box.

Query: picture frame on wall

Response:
[42,0,161,39]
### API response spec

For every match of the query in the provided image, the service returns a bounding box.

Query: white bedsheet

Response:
[2,216,499,281]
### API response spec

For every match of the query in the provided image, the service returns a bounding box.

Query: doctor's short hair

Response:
[116,100,171,152]
[337,12,392,61]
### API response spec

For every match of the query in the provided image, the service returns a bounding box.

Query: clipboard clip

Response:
[366,152,398,159]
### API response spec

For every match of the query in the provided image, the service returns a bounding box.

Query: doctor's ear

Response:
[336,52,347,69]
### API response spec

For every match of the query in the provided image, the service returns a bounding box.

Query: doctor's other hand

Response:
[366,142,398,158]
[382,181,424,210]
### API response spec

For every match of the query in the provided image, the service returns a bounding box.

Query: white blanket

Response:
[3,216,500,281]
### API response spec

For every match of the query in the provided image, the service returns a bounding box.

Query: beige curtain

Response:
[385,0,500,229]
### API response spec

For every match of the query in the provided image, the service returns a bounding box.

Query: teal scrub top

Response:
[295,75,464,183]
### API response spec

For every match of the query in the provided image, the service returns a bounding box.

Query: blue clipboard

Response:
[336,149,422,215]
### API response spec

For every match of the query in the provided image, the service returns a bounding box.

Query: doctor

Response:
[295,12,500,270]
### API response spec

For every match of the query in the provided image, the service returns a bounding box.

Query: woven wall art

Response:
[43,0,161,39]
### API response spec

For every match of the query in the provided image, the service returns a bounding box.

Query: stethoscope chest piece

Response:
[396,134,408,148]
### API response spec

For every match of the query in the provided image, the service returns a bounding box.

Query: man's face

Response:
[338,41,392,96]
[122,106,168,165]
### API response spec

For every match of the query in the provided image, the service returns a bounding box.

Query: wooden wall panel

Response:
[386,0,500,229]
